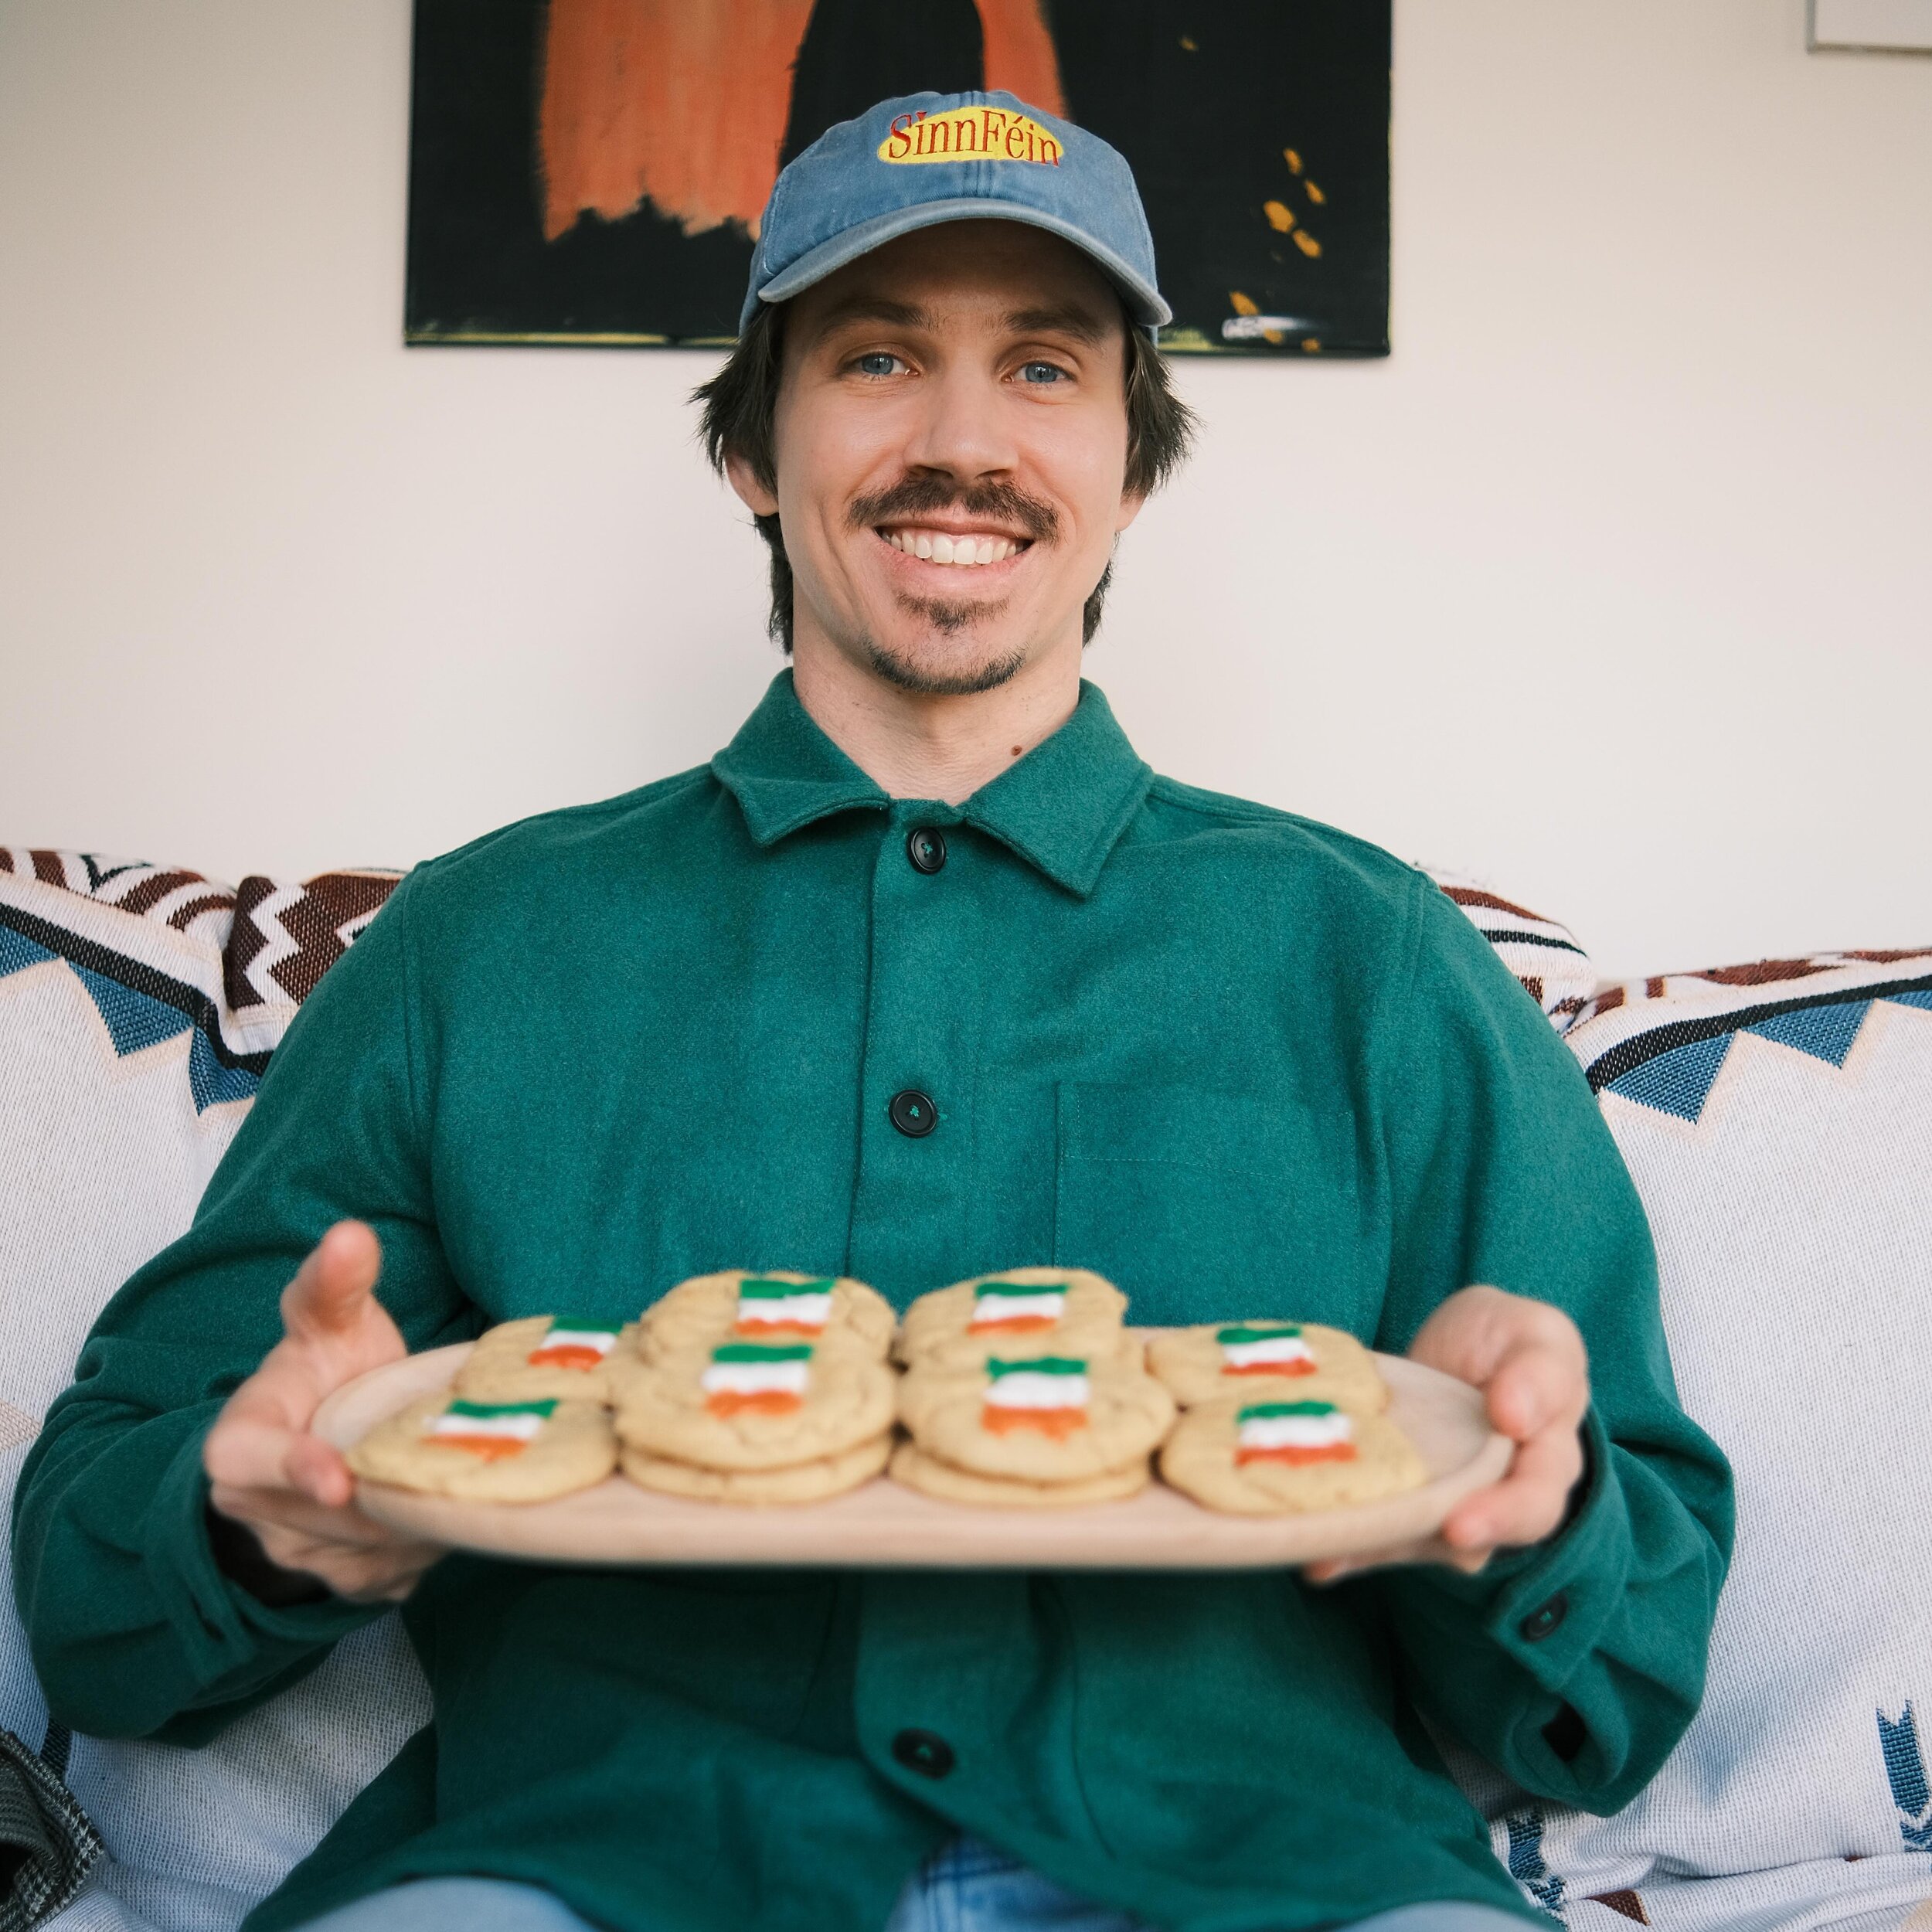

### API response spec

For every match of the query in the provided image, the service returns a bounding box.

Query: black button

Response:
[891,1728,954,1779]
[1519,1594,1568,1643]
[889,1089,937,1138]
[906,826,948,874]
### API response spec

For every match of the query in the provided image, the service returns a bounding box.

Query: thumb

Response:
[280,1221,383,1343]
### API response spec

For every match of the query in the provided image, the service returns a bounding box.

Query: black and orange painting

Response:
[405,0,1389,356]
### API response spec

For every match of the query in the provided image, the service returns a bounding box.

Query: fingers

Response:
[1483,1328,1589,1446]
[1304,1536,1489,1586]
[280,1222,383,1343]
[1443,1414,1585,1553]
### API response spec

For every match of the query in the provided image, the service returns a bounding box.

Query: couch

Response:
[2,844,1927,1932]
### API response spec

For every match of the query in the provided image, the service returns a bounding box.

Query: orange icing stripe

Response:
[1234,1444,1357,1467]
[968,1314,1057,1334]
[1221,1359,1317,1376]
[733,1318,826,1337]
[435,1435,531,1462]
[527,1345,606,1369]
[981,1406,1088,1439]
[706,1389,805,1417]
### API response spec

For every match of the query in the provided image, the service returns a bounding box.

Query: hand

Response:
[1304,1284,1590,1585]
[202,1221,444,1604]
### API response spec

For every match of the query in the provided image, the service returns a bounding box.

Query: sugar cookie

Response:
[897,1267,1127,1371]
[612,1339,896,1471]
[889,1440,1149,1509]
[898,1351,1173,1481]
[1158,1396,1427,1515]
[1145,1321,1386,1412]
[454,1315,635,1404]
[619,1432,891,1505]
[640,1271,896,1360]
[348,1394,617,1503]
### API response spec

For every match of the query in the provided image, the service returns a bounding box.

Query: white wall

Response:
[1,0,1926,975]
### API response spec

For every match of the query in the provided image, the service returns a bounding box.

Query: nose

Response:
[898,357,1019,486]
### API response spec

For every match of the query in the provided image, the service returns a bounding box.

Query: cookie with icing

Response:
[612,1338,896,1471]
[1158,1396,1427,1515]
[896,1267,1128,1371]
[639,1271,896,1361]
[620,1431,891,1505]
[1145,1321,1386,1412]
[347,1393,617,1502]
[888,1440,1150,1509]
[897,1351,1174,1481]
[454,1315,636,1404]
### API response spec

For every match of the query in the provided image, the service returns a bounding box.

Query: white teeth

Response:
[883,528,1026,566]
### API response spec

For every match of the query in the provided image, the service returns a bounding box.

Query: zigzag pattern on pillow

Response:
[0,849,401,1113]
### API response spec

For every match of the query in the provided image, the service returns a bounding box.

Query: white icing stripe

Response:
[539,1328,618,1355]
[736,1292,832,1327]
[971,1292,1065,1326]
[427,1411,546,1443]
[701,1361,811,1397]
[1221,1336,1315,1370]
[1236,1413,1353,1451]
[983,1372,1090,1410]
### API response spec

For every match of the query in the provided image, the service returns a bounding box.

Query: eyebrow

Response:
[805,295,936,336]
[1002,301,1116,346]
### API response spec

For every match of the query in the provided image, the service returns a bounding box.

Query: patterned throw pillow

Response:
[1454,947,1932,1932]
[1424,869,1597,1032]
[0,850,427,1932]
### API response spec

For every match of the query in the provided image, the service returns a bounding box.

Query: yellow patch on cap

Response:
[879,106,1063,167]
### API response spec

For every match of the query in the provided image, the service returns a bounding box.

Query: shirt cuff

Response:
[148,1412,376,1690]
[1468,1406,1630,1692]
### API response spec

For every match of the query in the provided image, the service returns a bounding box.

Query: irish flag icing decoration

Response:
[968,1281,1067,1334]
[981,1356,1090,1437]
[426,1398,557,1461]
[1216,1324,1316,1377]
[526,1318,621,1370]
[1233,1400,1357,1467]
[702,1342,812,1417]
[733,1277,835,1338]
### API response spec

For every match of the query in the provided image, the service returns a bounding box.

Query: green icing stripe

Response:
[975,1281,1065,1298]
[446,1398,559,1420]
[1215,1324,1303,1345]
[546,1316,620,1335]
[710,1342,815,1364]
[987,1356,1087,1378]
[738,1278,833,1298]
[1236,1400,1337,1422]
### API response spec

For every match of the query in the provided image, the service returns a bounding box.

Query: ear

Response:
[1114,489,1146,536]
[725,451,781,519]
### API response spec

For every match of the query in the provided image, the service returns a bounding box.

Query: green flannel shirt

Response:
[12,672,1731,1932]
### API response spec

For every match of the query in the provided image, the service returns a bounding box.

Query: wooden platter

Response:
[312,1340,1513,1571]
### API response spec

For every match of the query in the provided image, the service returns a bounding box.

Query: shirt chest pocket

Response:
[1052,1082,1362,1328]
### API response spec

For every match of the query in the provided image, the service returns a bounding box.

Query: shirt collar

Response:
[711,671,1151,898]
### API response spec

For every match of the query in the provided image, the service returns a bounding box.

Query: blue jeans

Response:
[291,1836,1535,1932]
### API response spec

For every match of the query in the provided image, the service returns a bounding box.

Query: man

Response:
[13,94,1730,1932]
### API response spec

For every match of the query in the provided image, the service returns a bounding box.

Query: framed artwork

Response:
[405,0,1389,356]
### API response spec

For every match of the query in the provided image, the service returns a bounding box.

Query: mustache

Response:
[848,475,1060,545]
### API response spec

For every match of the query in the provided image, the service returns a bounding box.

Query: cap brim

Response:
[750,197,1172,335]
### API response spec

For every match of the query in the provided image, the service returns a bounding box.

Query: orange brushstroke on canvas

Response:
[539,0,1066,246]
[539,0,815,242]
[975,0,1067,119]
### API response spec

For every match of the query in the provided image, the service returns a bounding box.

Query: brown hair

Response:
[695,297,1196,651]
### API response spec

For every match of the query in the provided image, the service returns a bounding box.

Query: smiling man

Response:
[14,93,1730,1932]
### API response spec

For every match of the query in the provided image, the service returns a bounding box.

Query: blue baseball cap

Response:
[740,90,1171,339]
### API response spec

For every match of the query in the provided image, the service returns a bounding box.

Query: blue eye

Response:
[1019,361,1066,385]
[855,352,900,376]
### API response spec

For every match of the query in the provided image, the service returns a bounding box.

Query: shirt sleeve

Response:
[9,869,474,1743]
[1367,873,1734,1815]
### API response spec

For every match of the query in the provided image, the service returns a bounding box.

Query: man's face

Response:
[737,220,1142,696]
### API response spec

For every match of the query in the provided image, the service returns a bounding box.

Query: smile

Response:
[876,525,1032,568]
